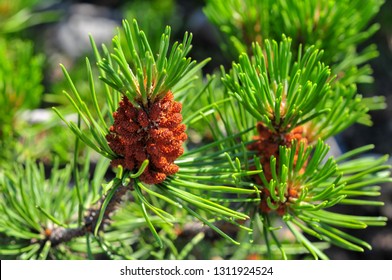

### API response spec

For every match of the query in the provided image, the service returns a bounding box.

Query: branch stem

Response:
[48,183,132,247]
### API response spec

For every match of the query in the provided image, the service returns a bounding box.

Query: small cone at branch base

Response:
[248,122,308,214]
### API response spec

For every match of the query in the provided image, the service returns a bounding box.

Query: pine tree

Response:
[0,0,390,260]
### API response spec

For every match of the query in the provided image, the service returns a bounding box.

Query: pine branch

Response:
[49,183,131,247]
[1,3,388,261]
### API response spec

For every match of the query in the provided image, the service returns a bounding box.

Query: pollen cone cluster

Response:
[248,122,308,214]
[106,91,187,184]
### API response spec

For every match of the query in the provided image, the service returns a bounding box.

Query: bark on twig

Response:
[48,183,131,247]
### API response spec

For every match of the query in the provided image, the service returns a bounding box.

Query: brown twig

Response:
[48,183,131,247]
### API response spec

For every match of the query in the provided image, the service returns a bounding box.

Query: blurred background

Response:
[1,0,391,259]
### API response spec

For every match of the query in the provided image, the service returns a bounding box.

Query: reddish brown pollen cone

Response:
[106,91,187,184]
[248,122,308,214]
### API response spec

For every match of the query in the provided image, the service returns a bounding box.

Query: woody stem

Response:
[48,183,132,247]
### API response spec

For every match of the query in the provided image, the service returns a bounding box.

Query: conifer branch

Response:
[49,183,131,247]
[1,1,389,261]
